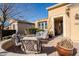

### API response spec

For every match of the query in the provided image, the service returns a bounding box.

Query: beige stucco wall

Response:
[10,22,18,32]
[69,4,79,42]
[48,3,79,42]
[48,4,70,37]
[35,21,38,28]
[5,19,18,30]
[35,18,48,30]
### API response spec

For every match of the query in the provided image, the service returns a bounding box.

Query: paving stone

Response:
[0,35,79,56]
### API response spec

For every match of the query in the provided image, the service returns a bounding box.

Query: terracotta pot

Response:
[56,43,73,56]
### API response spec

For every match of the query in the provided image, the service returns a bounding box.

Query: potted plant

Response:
[48,31,53,38]
[56,38,74,56]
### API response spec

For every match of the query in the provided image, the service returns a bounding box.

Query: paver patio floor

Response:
[0,35,79,56]
[43,35,78,56]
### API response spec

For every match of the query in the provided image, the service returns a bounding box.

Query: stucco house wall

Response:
[35,18,48,30]
[47,3,79,42]
[69,4,79,42]
[17,22,34,34]
[6,19,18,31]
[6,19,34,34]
[48,4,70,37]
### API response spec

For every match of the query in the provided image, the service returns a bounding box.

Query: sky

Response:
[15,3,57,22]
[0,3,57,26]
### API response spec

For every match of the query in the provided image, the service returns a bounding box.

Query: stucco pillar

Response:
[43,22,45,30]
[15,22,18,33]
[35,21,38,28]
[49,16,55,36]
[63,14,67,37]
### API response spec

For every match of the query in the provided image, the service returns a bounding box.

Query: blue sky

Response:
[15,3,57,22]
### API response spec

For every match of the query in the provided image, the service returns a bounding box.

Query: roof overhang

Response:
[46,3,70,11]
[35,18,48,22]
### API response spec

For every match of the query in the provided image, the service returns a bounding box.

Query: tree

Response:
[0,3,33,30]
[0,3,34,40]
[0,3,21,29]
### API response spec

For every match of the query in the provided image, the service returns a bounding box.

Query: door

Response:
[54,17,63,36]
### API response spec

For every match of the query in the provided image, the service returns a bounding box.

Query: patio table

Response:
[21,37,42,54]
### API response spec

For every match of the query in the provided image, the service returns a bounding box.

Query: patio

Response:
[0,35,78,56]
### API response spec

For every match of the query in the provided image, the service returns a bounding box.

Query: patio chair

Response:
[12,33,22,46]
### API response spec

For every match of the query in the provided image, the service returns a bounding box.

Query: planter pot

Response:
[56,43,74,56]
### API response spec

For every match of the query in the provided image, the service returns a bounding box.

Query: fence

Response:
[0,30,16,40]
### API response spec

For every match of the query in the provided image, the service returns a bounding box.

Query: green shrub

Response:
[36,29,44,32]
[25,28,44,34]
[26,28,38,34]
[29,28,38,34]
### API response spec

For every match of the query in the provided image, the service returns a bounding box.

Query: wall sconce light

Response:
[75,13,79,20]
[66,7,70,17]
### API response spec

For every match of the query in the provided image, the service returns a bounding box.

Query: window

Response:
[38,21,47,30]
[45,21,47,29]
[38,22,42,29]
[42,22,44,29]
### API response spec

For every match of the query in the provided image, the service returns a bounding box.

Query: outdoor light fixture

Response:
[75,13,79,20]
[66,7,70,17]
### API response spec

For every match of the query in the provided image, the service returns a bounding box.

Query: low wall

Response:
[0,30,16,38]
